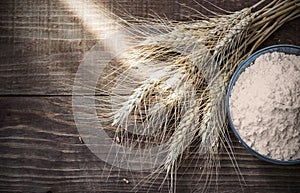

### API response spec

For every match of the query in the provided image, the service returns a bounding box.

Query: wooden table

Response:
[0,0,299,192]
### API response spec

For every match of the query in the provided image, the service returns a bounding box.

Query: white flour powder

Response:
[230,51,300,161]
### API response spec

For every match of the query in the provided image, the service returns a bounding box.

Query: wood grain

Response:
[1,97,300,193]
[0,0,300,192]
[0,0,299,95]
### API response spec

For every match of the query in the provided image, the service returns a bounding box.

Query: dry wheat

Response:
[95,0,300,192]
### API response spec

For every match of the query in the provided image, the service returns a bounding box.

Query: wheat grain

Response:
[163,90,200,191]
[112,79,159,127]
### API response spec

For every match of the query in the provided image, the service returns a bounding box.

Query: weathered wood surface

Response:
[1,97,300,193]
[0,0,300,192]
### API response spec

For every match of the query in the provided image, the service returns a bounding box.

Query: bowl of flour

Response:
[226,44,300,165]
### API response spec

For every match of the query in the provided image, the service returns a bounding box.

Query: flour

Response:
[230,52,300,161]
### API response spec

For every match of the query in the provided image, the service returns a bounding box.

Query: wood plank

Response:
[0,97,299,192]
[0,96,168,193]
[0,0,299,95]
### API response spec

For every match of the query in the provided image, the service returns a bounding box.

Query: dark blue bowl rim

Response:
[226,44,300,165]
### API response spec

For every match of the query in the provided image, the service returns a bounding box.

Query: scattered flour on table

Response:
[230,51,300,161]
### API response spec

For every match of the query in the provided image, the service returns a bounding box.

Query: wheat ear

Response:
[163,90,200,191]
[100,1,300,192]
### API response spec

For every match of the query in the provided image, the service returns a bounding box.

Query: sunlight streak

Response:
[61,0,120,40]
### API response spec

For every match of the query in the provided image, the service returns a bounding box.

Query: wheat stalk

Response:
[96,0,300,192]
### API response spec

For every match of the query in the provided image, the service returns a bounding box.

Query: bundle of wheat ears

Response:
[90,0,300,192]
